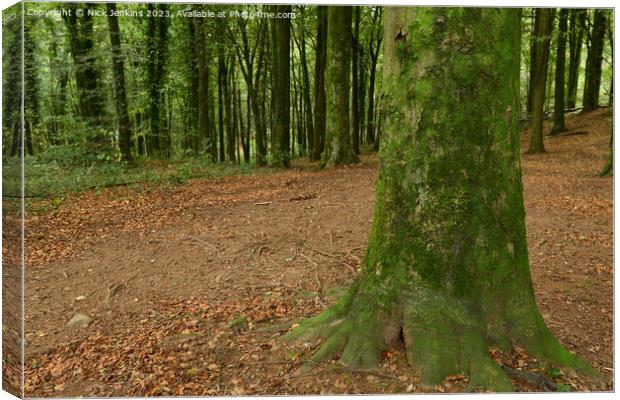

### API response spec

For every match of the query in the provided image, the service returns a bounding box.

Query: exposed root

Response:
[281,284,591,392]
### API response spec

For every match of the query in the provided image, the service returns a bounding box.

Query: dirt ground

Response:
[16,108,613,395]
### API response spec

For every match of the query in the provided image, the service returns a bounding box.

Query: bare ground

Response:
[18,108,613,395]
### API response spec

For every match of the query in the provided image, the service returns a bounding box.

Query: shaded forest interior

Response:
[1,4,614,195]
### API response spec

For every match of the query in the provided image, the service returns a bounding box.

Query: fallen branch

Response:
[546,130,588,138]
[254,201,272,206]
[302,243,341,259]
[184,236,222,257]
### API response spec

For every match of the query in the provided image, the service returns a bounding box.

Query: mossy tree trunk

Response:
[527,8,554,154]
[550,9,568,135]
[322,6,358,167]
[270,5,292,167]
[285,8,589,391]
[582,10,607,112]
[311,6,328,161]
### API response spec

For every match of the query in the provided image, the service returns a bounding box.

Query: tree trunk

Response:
[225,57,235,163]
[527,9,536,115]
[106,3,132,162]
[351,6,361,155]
[582,10,606,112]
[63,3,106,146]
[322,6,357,167]
[550,9,568,135]
[270,5,291,167]
[196,9,214,160]
[311,6,328,161]
[285,8,590,390]
[365,7,383,146]
[146,4,169,158]
[527,8,554,154]
[294,7,315,156]
[566,9,585,109]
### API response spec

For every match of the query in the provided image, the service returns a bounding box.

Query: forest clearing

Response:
[18,108,613,396]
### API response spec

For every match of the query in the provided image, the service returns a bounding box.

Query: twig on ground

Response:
[185,236,222,257]
[254,201,272,206]
[302,243,341,258]
[501,365,557,392]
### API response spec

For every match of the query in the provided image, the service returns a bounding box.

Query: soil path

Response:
[22,109,613,395]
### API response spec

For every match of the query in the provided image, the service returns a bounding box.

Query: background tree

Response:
[550,9,568,135]
[311,6,328,161]
[583,9,607,112]
[285,8,589,390]
[365,7,383,147]
[106,3,132,162]
[566,9,585,109]
[527,8,554,154]
[63,2,106,148]
[270,6,292,167]
[146,3,169,157]
[322,6,357,167]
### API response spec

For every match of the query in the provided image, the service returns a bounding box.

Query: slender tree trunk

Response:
[566,9,585,109]
[322,6,357,167]
[583,10,607,112]
[294,8,315,156]
[196,9,213,160]
[106,3,132,162]
[550,9,568,135]
[312,6,328,161]
[351,6,361,155]
[63,3,106,146]
[188,13,200,153]
[527,9,537,115]
[365,7,383,146]
[146,4,169,157]
[270,5,291,167]
[225,57,235,162]
[527,8,554,154]
[285,9,589,390]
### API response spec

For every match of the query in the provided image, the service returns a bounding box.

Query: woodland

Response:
[0,2,615,396]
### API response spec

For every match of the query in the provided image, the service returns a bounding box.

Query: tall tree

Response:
[322,6,357,167]
[566,9,585,109]
[292,6,314,156]
[231,14,268,165]
[146,3,169,157]
[351,6,361,155]
[582,9,607,112]
[285,8,589,389]
[550,9,568,135]
[527,8,554,154]
[106,3,132,162]
[270,5,292,167]
[311,6,328,161]
[365,7,383,145]
[195,6,214,160]
[63,2,106,146]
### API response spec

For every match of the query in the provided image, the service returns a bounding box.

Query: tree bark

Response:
[527,8,554,154]
[106,3,132,162]
[322,6,357,167]
[285,8,590,390]
[365,7,383,145]
[351,6,361,155]
[196,8,214,160]
[582,10,607,112]
[146,4,169,158]
[550,9,568,135]
[270,6,292,167]
[566,9,585,109]
[311,6,328,161]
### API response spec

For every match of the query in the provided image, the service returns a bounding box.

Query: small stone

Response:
[67,313,93,328]
[75,295,87,301]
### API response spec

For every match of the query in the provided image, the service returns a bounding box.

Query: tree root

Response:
[281,284,592,392]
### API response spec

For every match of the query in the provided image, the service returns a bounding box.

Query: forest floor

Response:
[15,108,613,395]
